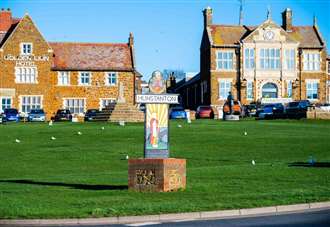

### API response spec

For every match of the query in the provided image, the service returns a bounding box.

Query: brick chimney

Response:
[203,6,212,29]
[0,8,13,32]
[282,8,292,32]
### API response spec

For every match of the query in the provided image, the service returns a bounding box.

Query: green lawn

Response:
[0,119,329,219]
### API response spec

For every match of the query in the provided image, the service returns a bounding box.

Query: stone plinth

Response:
[128,158,186,192]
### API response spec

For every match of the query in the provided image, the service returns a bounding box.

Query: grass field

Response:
[0,119,329,219]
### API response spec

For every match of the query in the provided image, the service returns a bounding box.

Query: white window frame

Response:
[218,79,232,100]
[105,72,118,86]
[0,96,12,113]
[244,48,255,69]
[15,67,38,84]
[57,71,70,86]
[260,48,280,70]
[78,72,91,86]
[306,80,319,100]
[285,49,295,70]
[246,81,254,100]
[20,42,33,55]
[216,50,234,71]
[303,52,320,71]
[99,98,116,110]
[287,80,293,98]
[63,98,86,116]
[19,95,43,114]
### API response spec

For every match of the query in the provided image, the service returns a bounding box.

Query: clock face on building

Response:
[264,30,275,40]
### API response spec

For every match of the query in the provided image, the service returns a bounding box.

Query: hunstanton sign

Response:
[128,71,186,192]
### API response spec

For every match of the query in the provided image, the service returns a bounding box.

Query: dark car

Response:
[246,104,257,117]
[0,113,6,124]
[54,109,72,122]
[286,100,311,119]
[28,109,46,122]
[257,103,285,120]
[196,106,214,119]
[169,107,186,119]
[84,109,100,121]
[3,108,20,122]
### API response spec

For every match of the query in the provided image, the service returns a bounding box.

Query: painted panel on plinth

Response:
[145,103,169,158]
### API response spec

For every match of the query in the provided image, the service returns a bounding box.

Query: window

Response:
[218,80,231,100]
[328,61,330,74]
[246,81,254,99]
[303,53,320,71]
[64,99,85,114]
[306,81,318,99]
[20,43,32,55]
[260,48,280,70]
[1,97,12,112]
[216,51,234,70]
[15,67,37,83]
[244,48,255,69]
[21,96,42,113]
[105,72,117,86]
[58,72,70,86]
[79,72,91,85]
[99,98,116,110]
[287,80,292,98]
[285,49,295,70]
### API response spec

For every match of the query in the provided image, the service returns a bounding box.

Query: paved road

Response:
[4,208,330,227]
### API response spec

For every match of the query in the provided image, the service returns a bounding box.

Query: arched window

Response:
[262,83,278,98]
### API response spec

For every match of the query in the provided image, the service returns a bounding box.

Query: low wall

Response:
[307,108,330,120]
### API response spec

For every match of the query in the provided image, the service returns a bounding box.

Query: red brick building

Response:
[176,7,329,112]
[0,9,139,120]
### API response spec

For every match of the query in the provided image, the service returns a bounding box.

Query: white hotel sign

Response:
[3,54,49,67]
[136,94,179,104]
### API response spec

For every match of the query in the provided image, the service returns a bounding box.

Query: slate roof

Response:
[208,23,324,48]
[49,42,134,71]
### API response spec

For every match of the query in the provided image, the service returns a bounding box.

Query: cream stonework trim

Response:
[18,95,43,114]
[206,27,213,45]
[305,79,320,83]
[104,72,118,86]
[62,97,87,116]
[217,78,233,82]
[78,72,92,86]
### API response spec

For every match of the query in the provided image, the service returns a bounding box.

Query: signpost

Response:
[128,71,186,192]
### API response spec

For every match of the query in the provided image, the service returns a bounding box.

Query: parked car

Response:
[196,106,214,119]
[3,108,20,122]
[257,103,285,120]
[84,109,100,121]
[245,104,257,117]
[0,113,6,124]
[286,100,311,119]
[53,109,72,122]
[169,106,186,119]
[28,109,46,122]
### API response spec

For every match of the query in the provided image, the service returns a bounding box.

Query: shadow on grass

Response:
[0,179,128,191]
[288,162,330,168]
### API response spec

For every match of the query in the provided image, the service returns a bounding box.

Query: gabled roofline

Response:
[313,25,325,47]
[241,18,299,44]
[1,14,53,52]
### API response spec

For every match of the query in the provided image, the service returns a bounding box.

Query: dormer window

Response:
[20,43,33,55]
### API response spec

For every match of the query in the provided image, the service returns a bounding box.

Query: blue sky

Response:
[1,0,329,80]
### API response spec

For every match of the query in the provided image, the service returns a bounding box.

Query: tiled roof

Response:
[49,42,134,71]
[208,24,323,48]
